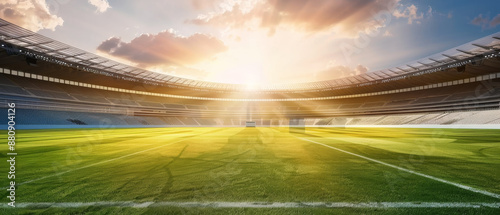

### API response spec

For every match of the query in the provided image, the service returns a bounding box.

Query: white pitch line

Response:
[297,137,500,200]
[11,132,206,188]
[2,202,499,208]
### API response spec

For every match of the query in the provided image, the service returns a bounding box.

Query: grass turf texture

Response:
[0,127,499,214]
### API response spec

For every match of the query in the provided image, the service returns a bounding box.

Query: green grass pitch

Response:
[1,127,499,214]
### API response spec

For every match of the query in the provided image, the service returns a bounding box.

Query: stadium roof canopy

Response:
[0,18,499,91]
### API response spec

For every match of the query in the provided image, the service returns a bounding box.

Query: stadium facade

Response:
[0,18,499,128]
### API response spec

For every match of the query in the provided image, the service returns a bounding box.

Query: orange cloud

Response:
[471,14,500,29]
[392,4,423,24]
[189,0,399,36]
[88,0,111,13]
[97,30,227,67]
[315,64,369,81]
[0,0,63,32]
[190,0,222,10]
[490,14,500,28]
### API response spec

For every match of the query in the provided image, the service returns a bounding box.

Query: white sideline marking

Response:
[12,133,201,188]
[306,124,500,129]
[2,202,499,208]
[297,137,500,200]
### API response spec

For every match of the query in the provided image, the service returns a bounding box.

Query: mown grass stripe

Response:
[3,130,216,189]
[297,137,500,200]
[2,202,499,208]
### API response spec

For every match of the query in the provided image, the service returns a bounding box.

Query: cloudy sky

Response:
[1,0,500,84]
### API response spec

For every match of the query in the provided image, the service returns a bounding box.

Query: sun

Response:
[207,56,265,86]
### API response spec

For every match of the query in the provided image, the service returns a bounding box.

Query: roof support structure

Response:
[472,43,492,50]
[76,56,98,63]
[396,67,408,73]
[442,54,460,61]
[45,47,69,54]
[456,49,475,55]
[368,72,385,79]
[0,18,499,92]
[69,53,87,58]
[406,64,419,70]
[4,34,34,40]
[23,41,53,48]
[352,75,366,83]
[379,70,393,77]
[429,58,444,63]
[417,61,432,67]
[387,69,400,75]
[101,64,119,70]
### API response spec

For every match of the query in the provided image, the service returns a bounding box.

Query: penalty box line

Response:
[296,137,500,200]
[8,131,214,188]
[2,201,500,209]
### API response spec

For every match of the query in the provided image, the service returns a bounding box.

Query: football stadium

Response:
[1,1,500,214]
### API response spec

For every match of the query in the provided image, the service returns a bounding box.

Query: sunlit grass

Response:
[1,127,499,214]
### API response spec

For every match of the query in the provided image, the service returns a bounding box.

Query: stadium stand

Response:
[0,85,30,95]
[71,94,111,104]
[178,117,200,126]
[0,18,499,128]
[316,109,500,126]
[161,117,184,126]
